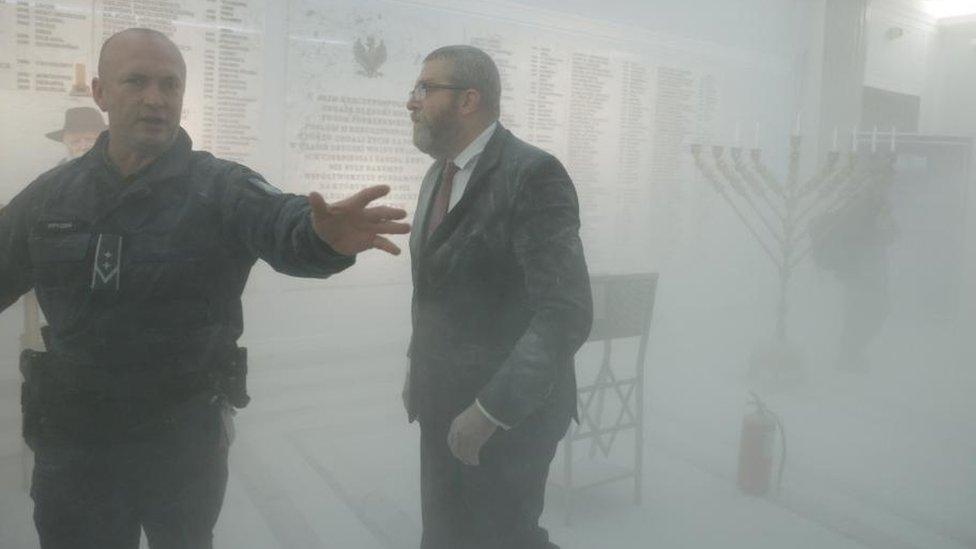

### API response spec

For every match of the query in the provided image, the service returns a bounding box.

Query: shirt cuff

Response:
[476,399,511,430]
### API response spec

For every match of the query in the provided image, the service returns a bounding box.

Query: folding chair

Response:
[555,273,658,523]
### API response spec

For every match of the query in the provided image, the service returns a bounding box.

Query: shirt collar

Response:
[94,127,193,186]
[452,121,498,171]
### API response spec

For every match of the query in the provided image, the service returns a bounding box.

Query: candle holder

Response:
[690,135,895,379]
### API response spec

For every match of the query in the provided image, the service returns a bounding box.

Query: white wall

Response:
[862,0,976,137]
[864,0,937,97]
[861,1,976,348]
[927,18,976,334]
[922,17,976,136]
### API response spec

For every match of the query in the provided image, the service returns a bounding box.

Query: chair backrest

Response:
[587,273,659,342]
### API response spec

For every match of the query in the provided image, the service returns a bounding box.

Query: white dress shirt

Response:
[447,121,498,211]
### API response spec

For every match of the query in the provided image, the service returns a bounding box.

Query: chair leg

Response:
[634,430,643,505]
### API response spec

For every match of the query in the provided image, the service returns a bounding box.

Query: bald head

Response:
[92,27,187,160]
[98,28,185,80]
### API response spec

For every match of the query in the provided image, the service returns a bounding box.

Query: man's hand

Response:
[308,186,410,256]
[448,402,498,466]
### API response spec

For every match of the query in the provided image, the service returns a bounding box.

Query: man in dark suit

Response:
[403,45,593,549]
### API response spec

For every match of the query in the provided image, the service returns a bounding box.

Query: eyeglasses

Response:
[409,82,468,101]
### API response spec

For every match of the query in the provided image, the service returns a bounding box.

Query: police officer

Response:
[0,28,410,548]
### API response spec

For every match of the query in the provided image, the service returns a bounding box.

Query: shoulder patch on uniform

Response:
[246,175,283,196]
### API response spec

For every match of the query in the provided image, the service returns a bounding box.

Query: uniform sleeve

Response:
[0,185,38,313]
[476,155,593,427]
[219,166,355,278]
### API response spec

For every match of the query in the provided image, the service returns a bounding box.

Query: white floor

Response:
[1,327,974,549]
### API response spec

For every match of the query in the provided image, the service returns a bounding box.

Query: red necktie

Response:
[426,160,458,238]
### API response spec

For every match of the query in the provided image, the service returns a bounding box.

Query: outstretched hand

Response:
[308,185,410,256]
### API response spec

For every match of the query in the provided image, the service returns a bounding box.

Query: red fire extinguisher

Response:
[737,392,786,496]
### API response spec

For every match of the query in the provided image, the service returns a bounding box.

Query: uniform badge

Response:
[91,234,122,291]
[35,219,89,235]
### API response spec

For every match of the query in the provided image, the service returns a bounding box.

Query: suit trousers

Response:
[419,402,570,549]
[30,396,230,549]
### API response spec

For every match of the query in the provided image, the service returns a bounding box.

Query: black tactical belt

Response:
[20,348,248,444]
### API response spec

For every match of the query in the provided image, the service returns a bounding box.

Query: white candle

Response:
[793,111,801,136]
[832,127,838,151]
[852,127,858,152]
[890,126,896,152]
[872,126,878,152]
[754,122,760,148]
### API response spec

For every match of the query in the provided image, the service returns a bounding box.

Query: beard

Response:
[412,105,461,159]
[412,122,438,157]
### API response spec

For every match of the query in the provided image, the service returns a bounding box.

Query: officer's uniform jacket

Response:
[0,128,354,400]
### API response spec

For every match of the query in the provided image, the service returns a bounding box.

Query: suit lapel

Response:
[411,161,443,276]
[424,125,507,254]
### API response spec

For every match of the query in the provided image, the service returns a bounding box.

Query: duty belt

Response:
[20,348,248,444]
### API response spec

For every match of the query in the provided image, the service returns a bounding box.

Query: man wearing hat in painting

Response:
[46,106,107,163]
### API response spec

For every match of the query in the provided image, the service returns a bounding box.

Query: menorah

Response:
[689,132,896,345]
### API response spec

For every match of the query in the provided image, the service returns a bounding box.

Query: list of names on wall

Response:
[469,33,522,134]
[0,0,92,94]
[523,45,566,150]
[566,52,612,196]
[195,4,263,162]
[287,0,727,275]
[617,60,650,194]
[0,2,17,90]
[0,0,264,164]
[648,66,720,257]
[285,0,724,277]
[651,67,697,188]
[93,0,265,163]
[611,58,653,267]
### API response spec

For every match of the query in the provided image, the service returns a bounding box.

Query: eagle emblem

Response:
[354,36,386,78]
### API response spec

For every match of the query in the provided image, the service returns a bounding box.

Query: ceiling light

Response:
[925,0,976,19]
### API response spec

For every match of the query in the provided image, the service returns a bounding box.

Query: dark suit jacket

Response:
[407,124,592,429]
